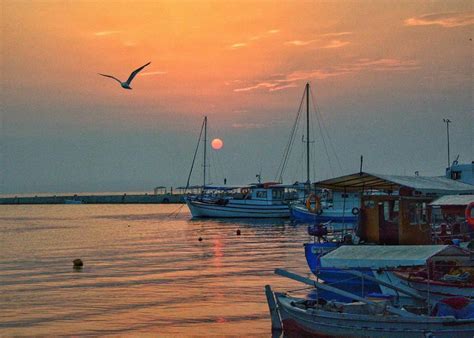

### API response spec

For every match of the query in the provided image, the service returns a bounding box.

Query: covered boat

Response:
[266,268,474,337]
[319,244,474,303]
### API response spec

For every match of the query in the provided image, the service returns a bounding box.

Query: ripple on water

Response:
[0,204,312,336]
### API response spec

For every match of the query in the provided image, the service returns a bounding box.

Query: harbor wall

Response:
[0,193,185,205]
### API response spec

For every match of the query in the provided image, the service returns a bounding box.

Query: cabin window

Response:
[364,200,375,208]
[450,171,462,180]
[383,200,399,222]
[256,191,267,199]
[341,193,349,198]
[272,190,283,200]
[408,202,427,225]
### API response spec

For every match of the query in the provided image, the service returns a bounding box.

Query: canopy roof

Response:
[314,172,474,195]
[320,245,469,269]
[429,194,474,206]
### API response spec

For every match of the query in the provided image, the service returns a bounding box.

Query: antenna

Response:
[443,118,451,168]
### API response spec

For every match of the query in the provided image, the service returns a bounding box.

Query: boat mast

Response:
[203,116,207,188]
[306,83,310,184]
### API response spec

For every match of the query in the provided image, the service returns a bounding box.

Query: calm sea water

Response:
[0,204,313,336]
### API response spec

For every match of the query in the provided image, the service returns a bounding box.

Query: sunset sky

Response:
[2,1,473,194]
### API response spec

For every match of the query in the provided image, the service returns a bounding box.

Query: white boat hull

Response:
[186,199,290,218]
[274,291,474,337]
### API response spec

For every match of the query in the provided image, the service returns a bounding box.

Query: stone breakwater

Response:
[0,193,185,204]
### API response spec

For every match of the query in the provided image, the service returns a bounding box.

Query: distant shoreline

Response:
[0,193,185,205]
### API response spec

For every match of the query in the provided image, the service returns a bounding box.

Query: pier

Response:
[0,193,185,205]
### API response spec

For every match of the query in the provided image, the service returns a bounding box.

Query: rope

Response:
[310,88,343,176]
[167,204,186,218]
[275,89,306,182]
[185,118,206,191]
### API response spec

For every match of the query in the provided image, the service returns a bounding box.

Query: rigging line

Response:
[309,101,318,181]
[167,204,185,218]
[310,88,343,174]
[317,99,343,175]
[276,89,306,181]
[309,87,334,176]
[275,106,300,181]
[185,118,205,191]
[276,89,306,182]
[283,111,303,181]
[310,88,343,175]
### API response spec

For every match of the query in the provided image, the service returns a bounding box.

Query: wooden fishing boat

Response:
[317,244,474,304]
[185,183,298,218]
[386,268,474,302]
[266,269,474,337]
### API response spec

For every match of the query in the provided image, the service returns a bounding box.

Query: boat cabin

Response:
[315,172,474,245]
[238,182,298,204]
[446,161,474,185]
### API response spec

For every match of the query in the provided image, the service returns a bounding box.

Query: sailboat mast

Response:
[306,83,310,183]
[203,116,207,188]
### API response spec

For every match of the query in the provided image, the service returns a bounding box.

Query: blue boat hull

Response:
[304,242,380,301]
[290,205,358,224]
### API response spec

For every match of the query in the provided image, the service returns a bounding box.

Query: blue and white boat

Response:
[186,183,299,218]
[290,190,361,224]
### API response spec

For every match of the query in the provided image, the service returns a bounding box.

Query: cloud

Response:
[285,39,317,46]
[139,71,167,76]
[285,33,352,48]
[321,31,353,37]
[229,29,280,48]
[94,30,121,36]
[229,42,247,49]
[234,82,278,92]
[405,11,474,28]
[233,58,420,92]
[269,83,299,91]
[322,40,350,49]
[232,122,266,129]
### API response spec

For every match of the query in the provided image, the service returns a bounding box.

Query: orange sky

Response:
[2,1,473,192]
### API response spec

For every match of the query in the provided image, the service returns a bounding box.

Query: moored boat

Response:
[185,183,298,218]
[265,269,474,337]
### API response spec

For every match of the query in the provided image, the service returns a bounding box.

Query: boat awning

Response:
[203,185,250,190]
[319,245,469,269]
[429,194,474,206]
[314,172,474,194]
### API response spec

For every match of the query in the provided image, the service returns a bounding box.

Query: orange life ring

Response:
[306,194,321,213]
[465,201,474,228]
[241,188,249,195]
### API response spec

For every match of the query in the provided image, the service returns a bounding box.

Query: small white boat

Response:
[266,269,474,337]
[186,183,298,218]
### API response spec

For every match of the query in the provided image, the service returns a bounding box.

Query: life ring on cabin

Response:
[351,207,360,216]
[241,188,249,195]
[306,194,322,214]
[465,201,474,228]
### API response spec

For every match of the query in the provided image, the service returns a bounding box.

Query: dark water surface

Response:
[0,204,312,336]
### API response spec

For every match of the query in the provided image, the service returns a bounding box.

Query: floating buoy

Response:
[73,259,83,268]
[198,237,203,241]
[236,229,241,236]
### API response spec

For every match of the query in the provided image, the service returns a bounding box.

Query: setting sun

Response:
[211,138,224,150]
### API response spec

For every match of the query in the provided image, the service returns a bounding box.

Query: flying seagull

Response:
[99,62,151,89]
